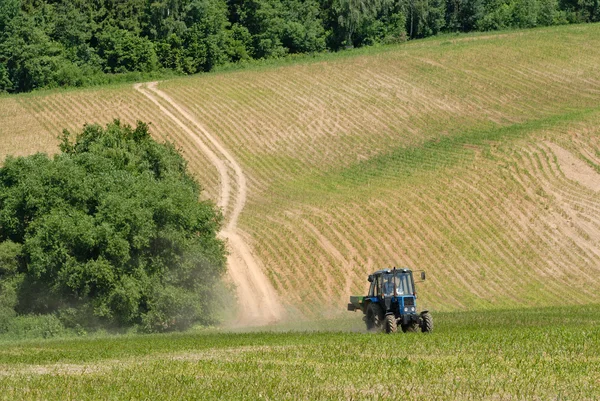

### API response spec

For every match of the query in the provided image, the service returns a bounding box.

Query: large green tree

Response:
[0,120,226,332]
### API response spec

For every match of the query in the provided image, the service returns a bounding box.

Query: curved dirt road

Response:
[135,82,283,326]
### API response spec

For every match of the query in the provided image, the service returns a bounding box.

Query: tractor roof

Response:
[372,268,412,275]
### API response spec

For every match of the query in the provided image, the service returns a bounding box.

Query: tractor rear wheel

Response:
[366,304,383,332]
[421,312,433,333]
[384,315,397,334]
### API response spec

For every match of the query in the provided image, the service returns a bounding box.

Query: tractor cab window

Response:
[381,274,405,297]
[381,272,415,296]
[396,273,414,295]
[368,276,379,297]
[382,274,396,297]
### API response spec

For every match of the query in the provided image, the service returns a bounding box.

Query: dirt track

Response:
[134,82,283,326]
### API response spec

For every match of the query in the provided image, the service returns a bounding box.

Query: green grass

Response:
[1,306,599,400]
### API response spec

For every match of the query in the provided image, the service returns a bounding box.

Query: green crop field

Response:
[1,306,599,400]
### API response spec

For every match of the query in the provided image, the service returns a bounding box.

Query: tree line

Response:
[0,0,598,93]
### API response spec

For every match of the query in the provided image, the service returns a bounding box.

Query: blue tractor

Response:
[347,268,433,333]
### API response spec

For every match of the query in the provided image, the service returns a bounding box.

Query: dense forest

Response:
[0,0,598,93]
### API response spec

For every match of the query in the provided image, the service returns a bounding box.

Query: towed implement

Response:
[348,267,432,333]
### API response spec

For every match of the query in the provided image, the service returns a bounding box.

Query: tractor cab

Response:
[368,269,415,298]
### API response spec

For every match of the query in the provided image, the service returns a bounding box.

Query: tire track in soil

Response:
[135,82,283,326]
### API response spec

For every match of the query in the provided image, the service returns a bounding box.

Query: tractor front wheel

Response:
[366,304,383,332]
[384,315,397,334]
[421,312,433,333]
[401,322,419,333]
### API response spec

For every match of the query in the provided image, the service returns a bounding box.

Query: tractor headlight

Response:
[411,307,415,312]
[404,307,408,312]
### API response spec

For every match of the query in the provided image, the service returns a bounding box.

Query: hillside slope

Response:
[1,25,599,319]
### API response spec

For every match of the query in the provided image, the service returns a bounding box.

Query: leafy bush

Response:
[0,120,226,332]
[2,314,67,339]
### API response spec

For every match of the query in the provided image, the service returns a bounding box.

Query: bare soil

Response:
[135,82,283,326]
[545,142,600,192]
